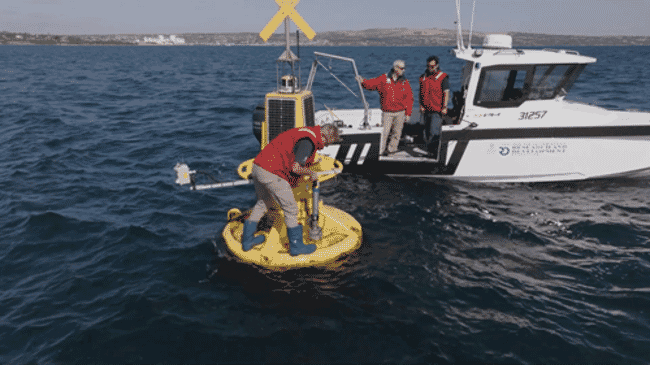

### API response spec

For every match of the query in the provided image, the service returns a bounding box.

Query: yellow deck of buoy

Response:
[222,155,363,270]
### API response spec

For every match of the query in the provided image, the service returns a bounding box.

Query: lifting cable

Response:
[315,59,359,99]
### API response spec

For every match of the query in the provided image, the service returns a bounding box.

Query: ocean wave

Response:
[2,45,650,365]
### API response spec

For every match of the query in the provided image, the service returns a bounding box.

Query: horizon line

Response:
[2,27,649,39]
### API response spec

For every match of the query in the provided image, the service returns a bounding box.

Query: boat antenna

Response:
[297,29,300,59]
[455,0,465,50]
[468,0,476,49]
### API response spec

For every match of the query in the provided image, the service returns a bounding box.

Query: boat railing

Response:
[542,49,581,56]
[491,48,525,56]
[306,52,370,129]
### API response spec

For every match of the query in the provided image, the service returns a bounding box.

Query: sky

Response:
[1,0,649,37]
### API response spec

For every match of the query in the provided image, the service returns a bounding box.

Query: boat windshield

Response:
[474,64,586,108]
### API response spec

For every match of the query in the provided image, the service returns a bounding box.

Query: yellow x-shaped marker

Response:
[259,0,316,42]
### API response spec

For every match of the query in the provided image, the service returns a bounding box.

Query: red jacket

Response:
[362,72,413,116]
[254,126,325,187]
[419,71,449,113]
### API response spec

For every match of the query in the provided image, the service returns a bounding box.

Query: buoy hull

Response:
[223,205,362,270]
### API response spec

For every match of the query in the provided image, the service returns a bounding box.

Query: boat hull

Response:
[320,124,650,183]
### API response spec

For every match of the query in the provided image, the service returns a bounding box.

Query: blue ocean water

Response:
[1,44,650,364]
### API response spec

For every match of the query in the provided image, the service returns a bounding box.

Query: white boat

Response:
[252,3,650,183]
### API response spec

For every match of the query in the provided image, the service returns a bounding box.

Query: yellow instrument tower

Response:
[219,0,363,270]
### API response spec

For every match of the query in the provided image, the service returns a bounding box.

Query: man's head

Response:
[320,124,341,146]
[393,60,406,77]
[426,55,440,73]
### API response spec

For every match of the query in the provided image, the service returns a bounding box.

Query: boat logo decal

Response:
[473,113,501,118]
[357,143,372,165]
[345,144,357,164]
[341,143,373,165]
[490,142,568,157]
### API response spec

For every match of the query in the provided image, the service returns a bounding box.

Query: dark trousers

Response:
[422,112,443,156]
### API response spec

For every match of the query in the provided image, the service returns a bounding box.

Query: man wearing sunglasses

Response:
[356,60,413,156]
[419,55,450,160]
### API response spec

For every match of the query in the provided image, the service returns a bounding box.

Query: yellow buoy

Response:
[222,155,362,270]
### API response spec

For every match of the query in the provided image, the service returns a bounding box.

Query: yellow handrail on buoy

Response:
[224,155,361,270]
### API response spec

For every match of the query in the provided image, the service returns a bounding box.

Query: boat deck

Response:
[379,141,439,163]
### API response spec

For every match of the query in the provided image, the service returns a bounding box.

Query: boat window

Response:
[559,64,585,96]
[474,66,530,108]
[473,64,586,108]
[528,64,585,100]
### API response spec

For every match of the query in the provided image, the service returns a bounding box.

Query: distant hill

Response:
[1,28,649,46]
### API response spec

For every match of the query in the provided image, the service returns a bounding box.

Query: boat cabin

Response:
[454,34,596,120]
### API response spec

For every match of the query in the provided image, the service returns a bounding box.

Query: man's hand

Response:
[442,90,451,115]
[405,115,411,123]
[292,162,318,182]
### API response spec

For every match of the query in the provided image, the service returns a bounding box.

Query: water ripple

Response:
[1,45,649,364]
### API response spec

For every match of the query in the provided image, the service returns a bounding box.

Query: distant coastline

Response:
[2,28,649,47]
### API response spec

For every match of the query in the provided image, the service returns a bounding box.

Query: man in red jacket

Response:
[419,55,450,160]
[356,60,413,156]
[241,124,341,256]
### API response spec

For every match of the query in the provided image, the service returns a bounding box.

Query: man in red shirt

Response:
[241,124,341,256]
[419,56,450,160]
[356,60,413,156]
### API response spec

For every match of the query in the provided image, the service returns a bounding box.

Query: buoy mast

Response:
[277,18,300,93]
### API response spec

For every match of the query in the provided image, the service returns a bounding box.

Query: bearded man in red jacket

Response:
[356,60,413,156]
[241,124,341,256]
[419,55,450,160]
